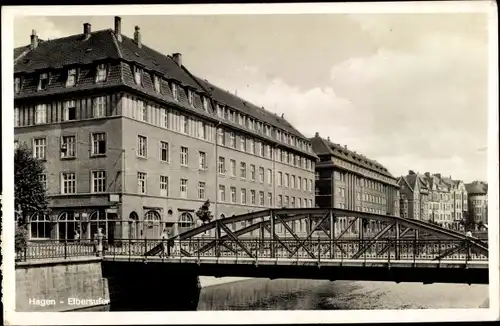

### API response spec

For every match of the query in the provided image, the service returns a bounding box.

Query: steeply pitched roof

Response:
[310,135,395,179]
[118,34,203,92]
[465,181,488,195]
[195,77,306,139]
[14,26,310,144]
[398,176,414,192]
[14,30,121,73]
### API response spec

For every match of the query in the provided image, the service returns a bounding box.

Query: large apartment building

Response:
[465,181,488,228]
[310,133,400,235]
[398,171,468,229]
[14,17,317,241]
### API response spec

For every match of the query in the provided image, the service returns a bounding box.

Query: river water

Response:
[197,277,489,310]
[77,278,489,311]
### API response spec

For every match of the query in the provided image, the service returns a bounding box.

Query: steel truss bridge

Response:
[104,208,489,284]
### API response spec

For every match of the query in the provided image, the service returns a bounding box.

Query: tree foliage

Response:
[15,223,28,255]
[14,144,50,225]
[196,199,213,223]
[460,210,476,231]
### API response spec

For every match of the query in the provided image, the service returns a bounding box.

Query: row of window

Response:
[215,104,312,154]
[14,65,109,94]
[136,172,314,208]
[354,191,388,205]
[123,93,315,170]
[275,171,313,192]
[329,171,391,194]
[15,96,108,127]
[25,133,106,160]
[429,192,468,202]
[15,64,312,156]
[428,202,466,211]
[42,171,107,194]
[135,133,314,173]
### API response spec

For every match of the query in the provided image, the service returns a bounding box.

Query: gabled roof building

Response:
[14,17,317,241]
[397,171,468,229]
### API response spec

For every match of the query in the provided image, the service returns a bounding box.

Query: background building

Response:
[14,17,317,241]
[398,171,468,229]
[310,133,400,236]
[465,181,488,229]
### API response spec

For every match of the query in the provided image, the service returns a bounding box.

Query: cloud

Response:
[206,17,488,182]
[14,16,66,47]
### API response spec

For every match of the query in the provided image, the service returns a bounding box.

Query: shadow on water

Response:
[70,279,489,311]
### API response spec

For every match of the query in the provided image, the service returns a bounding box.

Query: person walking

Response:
[465,230,473,259]
[160,229,169,258]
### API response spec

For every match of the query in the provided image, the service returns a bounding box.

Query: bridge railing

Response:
[16,240,97,262]
[16,238,488,263]
[103,238,487,262]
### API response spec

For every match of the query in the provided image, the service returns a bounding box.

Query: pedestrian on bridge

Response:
[161,229,169,258]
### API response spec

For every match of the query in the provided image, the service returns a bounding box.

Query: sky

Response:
[13,13,491,183]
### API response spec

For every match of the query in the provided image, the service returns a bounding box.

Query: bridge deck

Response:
[104,255,488,269]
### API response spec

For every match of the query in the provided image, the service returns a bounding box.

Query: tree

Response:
[460,210,476,232]
[14,144,49,225]
[196,199,213,224]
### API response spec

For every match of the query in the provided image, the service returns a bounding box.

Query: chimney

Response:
[425,172,430,177]
[409,170,415,175]
[434,173,441,179]
[134,26,141,48]
[114,16,122,42]
[172,53,182,66]
[83,23,91,40]
[315,132,319,137]
[327,136,330,141]
[344,145,347,149]
[30,29,38,50]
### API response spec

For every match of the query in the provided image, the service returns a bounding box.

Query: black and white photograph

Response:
[2,2,499,324]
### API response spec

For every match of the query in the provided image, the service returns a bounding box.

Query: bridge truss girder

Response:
[165,208,488,261]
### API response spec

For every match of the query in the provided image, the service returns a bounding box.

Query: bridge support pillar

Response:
[103,262,201,311]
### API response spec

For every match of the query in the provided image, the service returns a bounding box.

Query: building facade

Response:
[311,133,400,236]
[398,171,468,229]
[465,181,488,228]
[14,18,317,242]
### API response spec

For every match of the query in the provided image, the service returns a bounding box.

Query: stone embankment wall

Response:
[16,258,109,312]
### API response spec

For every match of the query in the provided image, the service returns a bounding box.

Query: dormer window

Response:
[66,68,77,87]
[63,100,77,121]
[172,83,179,101]
[134,66,143,85]
[38,73,49,91]
[153,75,161,93]
[248,119,254,130]
[14,77,21,94]
[202,97,209,111]
[188,89,194,107]
[96,64,107,82]
[228,110,235,122]
[217,104,224,118]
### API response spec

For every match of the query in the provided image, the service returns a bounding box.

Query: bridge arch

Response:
[169,208,488,260]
